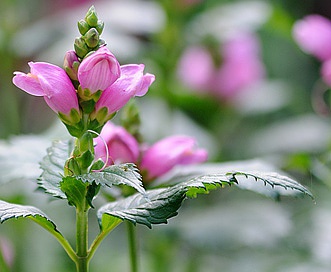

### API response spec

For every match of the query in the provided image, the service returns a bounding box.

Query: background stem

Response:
[127,222,138,272]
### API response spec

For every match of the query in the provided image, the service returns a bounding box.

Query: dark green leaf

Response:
[98,186,186,229]
[39,140,74,199]
[98,168,313,229]
[77,163,145,195]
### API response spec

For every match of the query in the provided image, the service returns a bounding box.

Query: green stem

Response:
[127,222,138,272]
[76,207,89,272]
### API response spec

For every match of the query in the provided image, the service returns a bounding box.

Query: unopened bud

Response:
[74,37,89,59]
[85,6,98,27]
[63,50,80,81]
[78,19,90,35]
[84,28,99,48]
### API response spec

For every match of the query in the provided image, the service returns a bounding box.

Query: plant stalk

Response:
[127,221,138,272]
[76,207,89,272]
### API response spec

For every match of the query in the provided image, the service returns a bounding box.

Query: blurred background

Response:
[1,0,331,271]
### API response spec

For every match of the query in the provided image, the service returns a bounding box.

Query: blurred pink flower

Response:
[78,46,121,94]
[12,61,79,115]
[94,123,208,181]
[177,32,265,100]
[94,122,139,165]
[293,15,331,61]
[140,135,208,180]
[177,46,214,91]
[213,33,265,98]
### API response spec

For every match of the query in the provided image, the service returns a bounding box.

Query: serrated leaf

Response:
[97,174,235,229]
[156,160,313,199]
[0,200,59,233]
[228,171,313,199]
[98,168,313,229]
[60,177,100,208]
[39,140,74,199]
[98,186,186,229]
[77,163,145,195]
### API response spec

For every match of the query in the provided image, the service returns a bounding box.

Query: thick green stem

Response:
[76,207,89,272]
[127,222,138,272]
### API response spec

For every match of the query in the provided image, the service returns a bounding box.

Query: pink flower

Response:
[293,15,331,61]
[177,46,214,91]
[94,124,208,182]
[94,122,139,165]
[140,135,208,180]
[177,32,264,99]
[93,64,155,123]
[12,62,79,115]
[212,33,265,98]
[78,46,121,93]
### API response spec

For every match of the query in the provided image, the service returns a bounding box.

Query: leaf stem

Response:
[127,222,138,272]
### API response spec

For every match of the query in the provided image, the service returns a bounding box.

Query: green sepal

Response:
[78,19,90,35]
[83,28,99,48]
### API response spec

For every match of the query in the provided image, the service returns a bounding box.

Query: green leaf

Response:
[156,160,313,199]
[0,199,59,232]
[39,140,74,199]
[98,186,186,229]
[77,163,145,195]
[228,171,313,199]
[60,177,100,209]
[98,169,313,229]
[0,200,76,262]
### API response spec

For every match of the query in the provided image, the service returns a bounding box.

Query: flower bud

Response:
[63,50,80,81]
[83,28,99,48]
[140,136,208,180]
[78,46,121,94]
[78,19,90,35]
[74,37,89,59]
[94,122,139,166]
[85,6,98,27]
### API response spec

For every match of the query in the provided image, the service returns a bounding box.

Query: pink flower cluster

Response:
[94,122,208,181]
[177,32,265,100]
[293,14,331,86]
[12,46,155,133]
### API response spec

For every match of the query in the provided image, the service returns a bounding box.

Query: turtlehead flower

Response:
[78,46,121,94]
[12,62,79,117]
[293,15,331,61]
[94,122,139,165]
[177,32,264,100]
[91,64,155,127]
[94,123,208,182]
[141,135,208,180]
